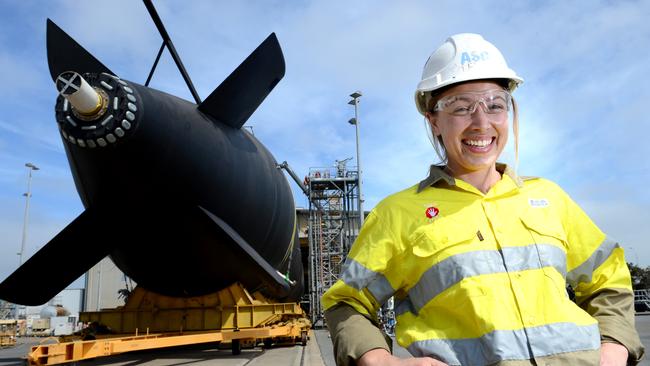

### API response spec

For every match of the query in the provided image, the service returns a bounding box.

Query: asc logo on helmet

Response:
[460,51,489,65]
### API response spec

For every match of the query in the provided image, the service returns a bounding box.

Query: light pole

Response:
[18,163,39,266]
[348,91,364,227]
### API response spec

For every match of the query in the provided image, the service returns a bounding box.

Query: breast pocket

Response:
[519,208,569,295]
[407,218,487,315]
[519,208,568,250]
[410,217,478,260]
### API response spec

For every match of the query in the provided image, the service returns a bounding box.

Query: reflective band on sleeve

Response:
[367,276,395,304]
[567,237,619,287]
[341,258,396,304]
[340,259,375,289]
[402,244,566,315]
[407,322,600,366]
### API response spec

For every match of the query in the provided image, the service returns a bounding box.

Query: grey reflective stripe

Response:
[567,237,619,287]
[401,244,566,315]
[341,258,395,304]
[407,322,600,366]
[367,275,395,304]
[340,259,375,290]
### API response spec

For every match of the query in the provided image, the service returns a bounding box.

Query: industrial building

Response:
[84,257,134,311]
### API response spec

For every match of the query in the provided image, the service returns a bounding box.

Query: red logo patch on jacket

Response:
[425,206,439,219]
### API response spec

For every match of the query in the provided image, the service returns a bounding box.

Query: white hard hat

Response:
[415,33,523,115]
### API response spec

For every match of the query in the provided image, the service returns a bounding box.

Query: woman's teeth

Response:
[463,138,493,147]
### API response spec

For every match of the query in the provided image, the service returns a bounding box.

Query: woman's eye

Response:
[487,103,506,111]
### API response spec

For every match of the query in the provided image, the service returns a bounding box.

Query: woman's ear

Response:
[426,112,440,137]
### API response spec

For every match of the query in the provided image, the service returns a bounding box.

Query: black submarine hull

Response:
[62,81,301,299]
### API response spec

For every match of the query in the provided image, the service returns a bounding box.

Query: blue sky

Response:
[1,0,649,285]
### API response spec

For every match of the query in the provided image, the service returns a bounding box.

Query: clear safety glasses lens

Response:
[434,90,512,117]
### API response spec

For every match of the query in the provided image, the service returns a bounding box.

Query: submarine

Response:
[0,4,303,306]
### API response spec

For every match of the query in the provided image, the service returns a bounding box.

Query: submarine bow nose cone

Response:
[56,71,103,115]
[54,73,139,148]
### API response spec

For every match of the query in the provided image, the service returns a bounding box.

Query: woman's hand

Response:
[358,349,449,366]
[600,342,628,366]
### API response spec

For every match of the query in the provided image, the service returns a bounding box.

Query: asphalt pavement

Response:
[1,317,650,365]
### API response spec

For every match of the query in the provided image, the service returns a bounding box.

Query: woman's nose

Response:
[469,103,491,129]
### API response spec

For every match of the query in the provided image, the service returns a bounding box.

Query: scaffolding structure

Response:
[0,301,13,320]
[307,159,361,326]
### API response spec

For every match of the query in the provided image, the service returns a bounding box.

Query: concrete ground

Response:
[0,331,328,366]
[635,315,650,366]
[1,316,650,365]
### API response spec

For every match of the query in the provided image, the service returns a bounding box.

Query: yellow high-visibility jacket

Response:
[322,164,644,366]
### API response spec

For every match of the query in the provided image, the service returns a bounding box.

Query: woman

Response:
[322,33,644,366]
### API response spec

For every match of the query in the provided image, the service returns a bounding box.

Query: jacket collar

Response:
[416,163,521,193]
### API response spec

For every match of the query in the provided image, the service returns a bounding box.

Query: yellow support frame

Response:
[28,321,309,365]
[80,282,305,333]
[27,283,311,365]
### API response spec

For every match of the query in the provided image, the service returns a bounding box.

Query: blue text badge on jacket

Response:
[529,198,549,208]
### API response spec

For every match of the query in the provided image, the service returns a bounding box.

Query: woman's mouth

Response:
[462,137,496,152]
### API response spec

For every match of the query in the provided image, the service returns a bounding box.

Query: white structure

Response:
[50,288,84,315]
[22,288,84,336]
[84,257,134,311]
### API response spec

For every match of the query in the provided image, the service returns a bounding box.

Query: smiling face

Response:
[426,81,510,177]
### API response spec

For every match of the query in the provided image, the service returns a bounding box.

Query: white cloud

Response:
[0,120,63,154]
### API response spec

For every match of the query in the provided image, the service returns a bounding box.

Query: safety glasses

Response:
[433,89,512,118]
